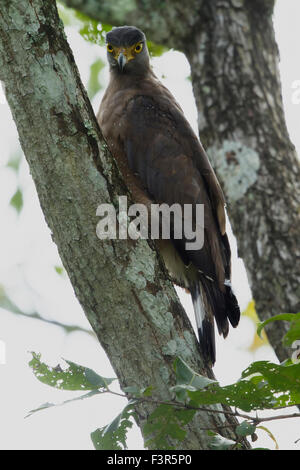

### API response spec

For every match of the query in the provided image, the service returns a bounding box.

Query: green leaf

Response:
[174,357,217,389]
[57,2,75,26]
[54,265,64,276]
[26,390,100,418]
[123,385,153,398]
[187,360,300,412]
[144,404,195,450]
[84,366,113,388]
[207,431,236,450]
[173,357,216,403]
[236,421,256,437]
[257,313,298,339]
[29,352,116,391]
[0,285,24,315]
[10,188,23,214]
[6,151,22,173]
[91,404,135,450]
[87,58,105,100]
[170,357,216,403]
[75,12,108,45]
[142,386,154,397]
[147,41,168,58]
[283,313,300,346]
[123,385,142,396]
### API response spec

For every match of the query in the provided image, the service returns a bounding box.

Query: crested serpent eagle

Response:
[97,26,240,365]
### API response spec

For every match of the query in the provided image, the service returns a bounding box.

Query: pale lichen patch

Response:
[207,140,260,202]
[162,331,196,362]
[137,289,175,335]
[125,242,156,288]
[162,339,177,356]
[159,364,170,383]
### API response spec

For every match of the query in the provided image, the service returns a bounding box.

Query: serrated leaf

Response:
[29,352,116,391]
[144,404,195,450]
[174,357,217,389]
[173,357,217,403]
[187,360,300,412]
[241,360,300,396]
[10,188,23,214]
[91,404,135,450]
[83,365,114,388]
[236,420,256,437]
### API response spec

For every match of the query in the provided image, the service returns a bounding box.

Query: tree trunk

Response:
[0,0,249,450]
[61,0,300,362]
[185,0,300,361]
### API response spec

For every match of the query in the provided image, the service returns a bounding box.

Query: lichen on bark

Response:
[0,0,250,450]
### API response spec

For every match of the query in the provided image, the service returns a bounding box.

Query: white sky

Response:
[0,0,299,450]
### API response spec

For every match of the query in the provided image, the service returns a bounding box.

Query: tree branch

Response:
[104,387,300,434]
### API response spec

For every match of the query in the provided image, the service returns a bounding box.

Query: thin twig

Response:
[104,388,300,427]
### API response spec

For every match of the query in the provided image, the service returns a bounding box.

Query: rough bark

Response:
[0,0,249,450]
[61,0,300,362]
[186,0,300,361]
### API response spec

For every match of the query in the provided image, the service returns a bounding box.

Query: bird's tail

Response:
[190,276,240,366]
[190,280,216,366]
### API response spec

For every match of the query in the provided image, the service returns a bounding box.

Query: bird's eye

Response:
[107,44,114,53]
[134,43,143,53]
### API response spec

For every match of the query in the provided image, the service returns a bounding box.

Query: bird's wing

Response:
[118,93,227,284]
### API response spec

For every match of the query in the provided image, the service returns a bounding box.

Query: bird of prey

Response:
[97,26,240,365]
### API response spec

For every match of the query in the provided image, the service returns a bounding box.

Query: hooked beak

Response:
[118,52,127,71]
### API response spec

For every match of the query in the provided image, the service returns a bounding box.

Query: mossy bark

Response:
[0,0,250,450]
[62,0,300,362]
[185,0,300,361]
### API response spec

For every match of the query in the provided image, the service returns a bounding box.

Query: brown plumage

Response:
[97,26,240,365]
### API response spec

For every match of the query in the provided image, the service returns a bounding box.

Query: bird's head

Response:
[105,26,150,75]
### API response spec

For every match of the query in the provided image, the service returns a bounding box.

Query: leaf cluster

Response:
[28,312,300,450]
